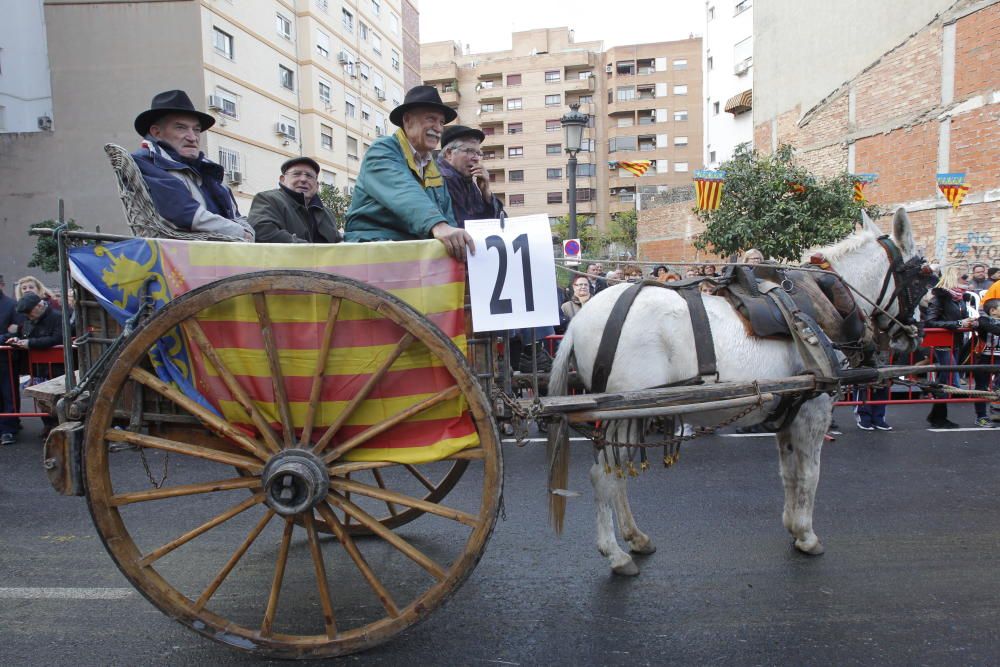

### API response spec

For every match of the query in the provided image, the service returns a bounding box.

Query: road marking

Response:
[0,587,134,600]
[927,427,994,432]
[502,437,592,443]
[720,433,774,438]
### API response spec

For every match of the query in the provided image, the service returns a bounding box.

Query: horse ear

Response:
[860,209,881,235]
[891,207,915,255]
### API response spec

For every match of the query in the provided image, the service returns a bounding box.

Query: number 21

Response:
[486,233,535,315]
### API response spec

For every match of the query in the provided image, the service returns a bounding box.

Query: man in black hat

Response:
[436,125,505,228]
[345,85,475,261]
[132,90,254,241]
[8,293,63,352]
[248,157,342,243]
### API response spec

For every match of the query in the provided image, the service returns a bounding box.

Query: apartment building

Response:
[703,0,753,168]
[0,0,417,283]
[421,28,702,229]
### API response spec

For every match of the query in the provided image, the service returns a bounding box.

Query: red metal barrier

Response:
[0,345,65,418]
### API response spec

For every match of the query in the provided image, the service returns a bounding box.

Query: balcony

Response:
[440,89,460,107]
[423,62,458,83]
[564,74,596,94]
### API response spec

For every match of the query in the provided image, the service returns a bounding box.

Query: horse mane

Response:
[808,228,878,264]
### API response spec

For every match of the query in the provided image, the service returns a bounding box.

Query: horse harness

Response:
[872,235,930,342]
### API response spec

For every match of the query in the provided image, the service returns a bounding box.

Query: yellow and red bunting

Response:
[936,172,970,209]
[616,160,653,177]
[852,173,878,203]
[694,170,725,211]
[71,238,477,464]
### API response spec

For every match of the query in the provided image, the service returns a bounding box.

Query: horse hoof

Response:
[629,540,656,555]
[794,539,825,556]
[612,560,640,576]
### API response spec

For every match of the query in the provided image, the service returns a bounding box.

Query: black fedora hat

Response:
[389,85,458,127]
[440,125,486,149]
[134,89,216,136]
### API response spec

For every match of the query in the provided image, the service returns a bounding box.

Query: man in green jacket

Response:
[345,86,475,261]
[249,157,342,243]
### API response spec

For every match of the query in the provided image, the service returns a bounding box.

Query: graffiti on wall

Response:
[952,231,1000,263]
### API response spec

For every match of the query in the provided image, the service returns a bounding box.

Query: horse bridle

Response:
[871,235,931,342]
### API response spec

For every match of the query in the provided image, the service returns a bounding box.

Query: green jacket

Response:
[345,128,457,242]
[248,185,342,243]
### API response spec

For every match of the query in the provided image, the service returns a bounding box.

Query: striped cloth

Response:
[617,160,653,177]
[69,238,478,463]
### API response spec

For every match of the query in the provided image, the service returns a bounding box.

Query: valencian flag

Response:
[852,173,878,203]
[936,172,970,209]
[694,169,726,211]
[617,160,653,177]
[69,238,477,464]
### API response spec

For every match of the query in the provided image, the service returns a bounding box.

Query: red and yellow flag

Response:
[852,173,878,203]
[618,160,653,177]
[694,170,725,211]
[936,173,969,209]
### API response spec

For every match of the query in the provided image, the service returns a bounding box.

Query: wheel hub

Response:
[261,449,330,516]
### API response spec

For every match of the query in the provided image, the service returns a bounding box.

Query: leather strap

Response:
[676,287,718,379]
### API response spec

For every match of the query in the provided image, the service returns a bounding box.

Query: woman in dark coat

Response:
[922,268,977,428]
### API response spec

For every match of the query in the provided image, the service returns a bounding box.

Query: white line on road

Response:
[0,587,135,600]
[502,437,592,443]
[926,427,994,432]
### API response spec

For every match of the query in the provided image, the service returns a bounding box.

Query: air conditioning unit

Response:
[605,64,613,73]
[337,51,349,64]
[275,122,296,139]
[227,170,243,185]
[375,88,386,100]
[207,95,224,110]
[734,58,751,75]
[37,115,53,131]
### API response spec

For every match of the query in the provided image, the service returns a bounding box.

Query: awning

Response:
[724,89,753,115]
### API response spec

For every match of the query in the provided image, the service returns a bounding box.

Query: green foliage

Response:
[28,219,83,273]
[693,144,882,262]
[318,184,353,221]
[607,209,638,255]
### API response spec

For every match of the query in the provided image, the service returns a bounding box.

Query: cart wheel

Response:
[83,271,502,659]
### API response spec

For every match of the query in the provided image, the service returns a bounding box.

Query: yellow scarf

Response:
[394,127,443,188]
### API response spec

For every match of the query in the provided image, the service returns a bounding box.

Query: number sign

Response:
[466,214,560,332]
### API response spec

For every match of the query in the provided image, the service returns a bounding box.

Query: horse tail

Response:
[547,326,574,534]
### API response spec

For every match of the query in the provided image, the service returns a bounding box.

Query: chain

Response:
[137,446,169,489]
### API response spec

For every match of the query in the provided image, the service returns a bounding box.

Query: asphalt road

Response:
[1,404,998,666]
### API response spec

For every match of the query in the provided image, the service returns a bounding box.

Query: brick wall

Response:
[954,2,1000,98]
[855,122,939,202]
[636,199,727,263]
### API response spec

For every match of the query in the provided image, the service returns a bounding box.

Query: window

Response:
[374,111,386,135]
[373,72,385,99]
[547,168,562,180]
[674,136,688,146]
[276,13,292,39]
[576,163,596,177]
[506,73,521,86]
[674,162,689,172]
[391,50,400,71]
[213,88,238,117]
[735,0,751,15]
[390,12,400,35]
[546,143,561,155]
[316,30,330,58]
[347,136,359,160]
[372,33,382,55]
[363,142,370,155]
[509,194,525,206]
[341,48,356,76]
[616,61,636,76]
[358,62,370,80]
[507,122,523,134]
[545,94,561,107]
[546,119,560,132]
[581,138,595,152]
[547,192,563,204]
[279,65,295,90]
[507,98,523,111]
[278,115,298,140]
[316,0,329,11]
[639,112,655,125]
[734,36,753,70]
[361,102,372,122]
[345,93,357,118]
[672,59,688,70]
[321,124,333,150]
[579,94,593,104]
[713,101,720,115]
[509,170,524,181]
[709,150,716,163]
[673,84,688,95]
[213,27,234,59]
[545,70,561,83]
[608,136,637,152]
[674,110,688,121]
[617,116,634,128]
[218,147,240,174]
[359,21,369,41]
[482,126,495,136]
[318,80,332,105]
[480,103,495,113]
[707,5,715,19]
[707,56,713,71]
[616,86,636,102]
[481,79,495,89]
[342,8,354,33]
[371,0,381,14]
[321,170,335,186]
[508,146,523,158]
[637,84,656,100]
[569,188,595,202]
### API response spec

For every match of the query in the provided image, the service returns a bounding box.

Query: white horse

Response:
[547,208,928,575]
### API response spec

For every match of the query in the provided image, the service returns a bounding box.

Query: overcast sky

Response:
[417,0,705,53]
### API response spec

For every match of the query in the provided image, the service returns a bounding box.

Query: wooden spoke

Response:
[261,518,294,638]
[331,478,478,527]
[301,512,338,638]
[371,469,399,517]
[111,476,260,507]
[327,492,448,581]
[313,332,416,457]
[300,297,342,447]
[181,319,283,454]
[254,293,295,449]
[139,494,264,567]
[128,367,270,460]
[322,385,461,464]
[104,429,263,473]
[404,464,437,493]
[315,502,399,618]
[193,509,275,612]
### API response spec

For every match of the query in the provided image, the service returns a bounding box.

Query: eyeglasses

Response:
[284,170,317,180]
[455,147,484,158]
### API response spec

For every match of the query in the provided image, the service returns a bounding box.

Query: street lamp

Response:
[560,103,588,240]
